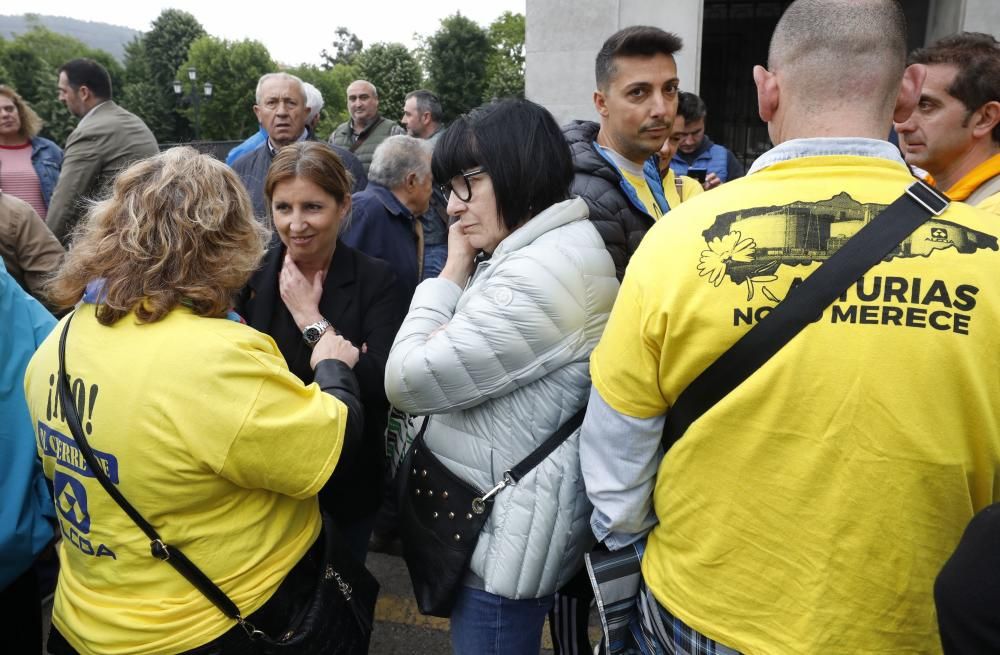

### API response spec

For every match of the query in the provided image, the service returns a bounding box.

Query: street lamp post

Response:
[172,67,214,141]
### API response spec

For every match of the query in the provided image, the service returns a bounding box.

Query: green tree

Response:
[484,11,525,101]
[0,25,122,144]
[120,9,205,142]
[0,38,9,83]
[177,36,275,140]
[354,42,422,124]
[117,38,163,140]
[320,27,363,69]
[425,13,490,122]
[287,62,358,139]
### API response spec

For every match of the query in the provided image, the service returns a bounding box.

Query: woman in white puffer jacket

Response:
[385,98,619,654]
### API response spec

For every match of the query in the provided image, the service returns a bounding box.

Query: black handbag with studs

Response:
[397,406,587,617]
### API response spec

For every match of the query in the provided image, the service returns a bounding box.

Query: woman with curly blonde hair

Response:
[25,147,366,654]
[0,84,63,217]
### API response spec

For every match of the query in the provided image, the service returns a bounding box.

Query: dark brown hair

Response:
[909,32,1000,144]
[595,26,682,90]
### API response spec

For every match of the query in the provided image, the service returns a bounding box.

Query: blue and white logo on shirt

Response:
[54,471,91,533]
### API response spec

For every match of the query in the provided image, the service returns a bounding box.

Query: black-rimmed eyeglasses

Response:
[440,167,487,203]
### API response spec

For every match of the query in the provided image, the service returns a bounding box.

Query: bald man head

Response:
[754,0,922,143]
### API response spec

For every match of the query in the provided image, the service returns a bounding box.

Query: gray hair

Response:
[369,135,432,189]
[405,89,443,124]
[255,72,305,104]
[349,79,379,98]
[302,82,324,123]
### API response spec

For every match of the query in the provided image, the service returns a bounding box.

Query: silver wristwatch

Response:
[302,318,332,347]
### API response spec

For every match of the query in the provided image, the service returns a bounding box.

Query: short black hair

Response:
[59,58,112,100]
[432,98,573,231]
[677,92,707,122]
[909,32,1000,144]
[595,26,683,90]
[405,89,443,124]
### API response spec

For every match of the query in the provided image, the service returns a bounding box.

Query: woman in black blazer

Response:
[235,141,407,562]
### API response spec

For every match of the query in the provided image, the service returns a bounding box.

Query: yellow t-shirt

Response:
[25,306,348,655]
[977,189,1000,216]
[620,167,663,220]
[662,168,704,209]
[591,155,1000,654]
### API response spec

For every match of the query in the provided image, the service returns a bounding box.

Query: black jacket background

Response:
[563,120,657,281]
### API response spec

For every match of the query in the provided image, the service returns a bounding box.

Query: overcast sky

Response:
[3,1,526,66]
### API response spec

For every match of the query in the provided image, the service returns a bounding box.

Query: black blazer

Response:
[235,239,407,522]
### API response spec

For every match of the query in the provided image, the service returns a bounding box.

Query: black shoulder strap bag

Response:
[587,180,950,655]
[57,315,378,655]
[398,402,587,618]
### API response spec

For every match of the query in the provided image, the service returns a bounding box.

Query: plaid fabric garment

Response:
[586,543,644,654]
[631,582,742,655]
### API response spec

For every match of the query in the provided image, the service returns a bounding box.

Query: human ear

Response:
[972,101,1000,140]
[753,65,778,122]
[893,64,926,124]
[593,89,609,118]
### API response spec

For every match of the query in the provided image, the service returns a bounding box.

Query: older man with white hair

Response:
[233,73,366,218]
[341,135,433,296]
[329,79,404,174]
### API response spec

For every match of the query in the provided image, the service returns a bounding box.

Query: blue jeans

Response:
[450,586,554,655]
[422,244,448,281]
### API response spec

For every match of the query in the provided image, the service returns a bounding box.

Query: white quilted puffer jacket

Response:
[385,197,619,599]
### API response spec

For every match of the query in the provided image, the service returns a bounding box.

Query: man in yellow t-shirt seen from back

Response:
[580,1,1000,653]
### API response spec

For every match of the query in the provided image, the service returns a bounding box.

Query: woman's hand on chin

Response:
[279,255,325,330]
[439,222,477,288]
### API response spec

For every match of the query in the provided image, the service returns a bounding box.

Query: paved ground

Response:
[42,550,598,653]
[367,550,567,654]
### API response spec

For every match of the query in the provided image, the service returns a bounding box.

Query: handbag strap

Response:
[660,180,950,451]
[509,405,587,483]
[56,313,263,638]
[471,405,587,510]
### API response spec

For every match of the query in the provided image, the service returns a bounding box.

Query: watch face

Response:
[304,326,321,343]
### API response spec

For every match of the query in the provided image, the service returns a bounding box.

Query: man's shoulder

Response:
[74,102,157,150]
[975,188,1000,216]
[562,120,600,151]
[92,102,148,129]
[31,136,62,155]
[374,116,402,136]
[330,122,351,144]
[231,144,269,173]
[351,184,393,214]
[0,190,37,219]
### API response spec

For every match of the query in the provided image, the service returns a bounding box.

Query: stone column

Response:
[926,0,1000,44]
[526,0,704,126]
